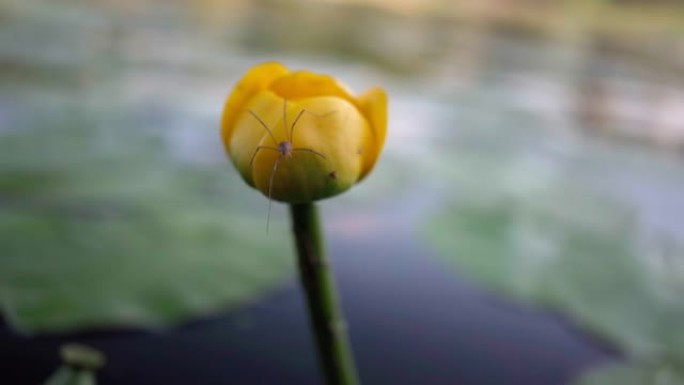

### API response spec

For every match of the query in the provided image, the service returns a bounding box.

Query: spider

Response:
[246,99,329,231]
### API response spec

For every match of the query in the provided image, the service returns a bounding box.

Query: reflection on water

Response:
[2,0,684,384]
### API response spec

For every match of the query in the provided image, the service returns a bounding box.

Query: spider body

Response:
[278,141,293,158]
[245,99,328,231]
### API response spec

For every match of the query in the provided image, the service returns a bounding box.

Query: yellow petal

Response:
[268,71,358,107]
[245,95,370,203]
[228,90,283,187]
[356,87,388,180]
[221,62,289,153]
[222,63,388,203]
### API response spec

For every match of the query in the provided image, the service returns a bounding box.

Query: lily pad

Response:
[421,102,684,383]
[0,87,293,334]
[575,363,684,385]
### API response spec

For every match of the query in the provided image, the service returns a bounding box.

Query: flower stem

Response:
[289,203,359,385]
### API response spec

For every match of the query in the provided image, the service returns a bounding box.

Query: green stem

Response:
[290,203,359,385]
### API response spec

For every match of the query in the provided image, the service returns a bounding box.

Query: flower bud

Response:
[221,62,387,203]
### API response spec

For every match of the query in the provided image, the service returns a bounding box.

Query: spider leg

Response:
[289,109,305,144]
[289,109,337,146]
[249,145,279,169]
[246,110,279,146]
[292,147,327,159]
[266,156,283,234]
[283,99,288,140]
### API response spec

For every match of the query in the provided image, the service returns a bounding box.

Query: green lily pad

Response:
[0,87,293,334]
[423,134,684,383]
[574,363,684,385]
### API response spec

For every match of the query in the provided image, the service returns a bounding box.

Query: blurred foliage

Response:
[575,363,684,385]
[0,1,295,334]
[43,344,105,385]
[423,112,684,383]
[0,96,293,333]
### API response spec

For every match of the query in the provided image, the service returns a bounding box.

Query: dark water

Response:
[1,191,618,385]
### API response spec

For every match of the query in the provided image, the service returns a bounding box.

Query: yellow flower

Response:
[221,62,388,203]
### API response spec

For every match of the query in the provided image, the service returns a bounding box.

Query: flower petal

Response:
[228,90,284,187]
[221,62,289,152]
[356,87,388,180]
[222,63,388,202]
[249,96,370,203]
[268,71,358,107]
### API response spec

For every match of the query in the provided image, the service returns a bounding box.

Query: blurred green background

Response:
[2,0,684,384]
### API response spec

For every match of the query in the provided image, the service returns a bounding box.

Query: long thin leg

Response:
[266,156,283,234]
[290,109,338,146]
[249,145,279,169]
[246,110,279,146]
[283,99,288,141]
[292,148,327,159]
[289,109,305,144]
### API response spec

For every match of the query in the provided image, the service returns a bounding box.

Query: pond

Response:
[2,1,684,384]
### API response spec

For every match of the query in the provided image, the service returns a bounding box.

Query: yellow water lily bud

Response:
[221,62,388,203]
